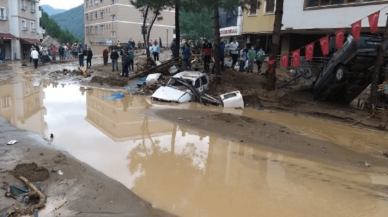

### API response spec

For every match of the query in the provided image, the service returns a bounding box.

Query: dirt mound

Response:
[90,76,128,87]
[211,113,257,124]
[12,162,49,181]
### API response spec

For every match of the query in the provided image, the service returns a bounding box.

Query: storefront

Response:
[0,33,15,60]
[219,7,243,46]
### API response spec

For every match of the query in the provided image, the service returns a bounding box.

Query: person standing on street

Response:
[59,44,64,61]
[41,46,48,64]
[31,48,39,69]
[182,42,191,71]
[159,37,162,48]
[121,48,129,77]
[170,39,177,58]
[110,48,119,72]
[128,49,134,72]
[229,37,239,70]
[86,47,93,68]
[151,42,160,61]
[247,46,256,73]
[78,45,86,67]
[51,44,58,62]
[202,39,212,72]
[256,47,265,73]
[103,47,109,66]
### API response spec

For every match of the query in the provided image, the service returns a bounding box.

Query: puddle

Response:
[1,83,388,217]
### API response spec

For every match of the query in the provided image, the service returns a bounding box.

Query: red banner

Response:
[281,53,289,68]
[305,42,314,61]
[351,20,362,41]
[368,11,380,34]
[292,49,300,67]
[319,36,329,56]
[335,29,345,50]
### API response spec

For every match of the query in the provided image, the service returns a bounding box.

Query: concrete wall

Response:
[0,0,10,33]
[84,0,175,54]
[242,0,275,34]
[282,0,388,31]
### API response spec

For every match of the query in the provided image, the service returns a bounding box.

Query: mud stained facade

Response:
[84,0,175,54]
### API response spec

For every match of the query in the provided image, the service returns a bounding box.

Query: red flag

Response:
[281,53,289,68]
[335,29,345,49]
[368,11,380,34]
[319,36,329,56]
[305,42,314,61]
[292,49,300,67]
[351,20,362,41]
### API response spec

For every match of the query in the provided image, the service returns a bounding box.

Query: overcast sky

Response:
[40,0,84,10]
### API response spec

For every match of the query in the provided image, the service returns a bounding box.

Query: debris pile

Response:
[90,76,128,87]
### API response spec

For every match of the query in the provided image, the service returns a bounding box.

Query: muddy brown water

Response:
[1,82,388,217]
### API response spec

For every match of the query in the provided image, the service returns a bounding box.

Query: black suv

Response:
[313,35,387,103]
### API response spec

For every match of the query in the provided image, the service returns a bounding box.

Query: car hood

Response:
[151,86,192,103]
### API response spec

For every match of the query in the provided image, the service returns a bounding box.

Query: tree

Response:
[40,9,78,43]
[180,9,213,43]
[266,0,284,91]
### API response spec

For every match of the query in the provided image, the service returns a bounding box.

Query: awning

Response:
[0,33,15,39]
[22,38,41,44]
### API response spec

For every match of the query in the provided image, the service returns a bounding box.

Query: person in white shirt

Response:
[229,37,239,69]
[31,48,39,69]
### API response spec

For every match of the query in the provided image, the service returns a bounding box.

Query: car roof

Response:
[172,71,206,80]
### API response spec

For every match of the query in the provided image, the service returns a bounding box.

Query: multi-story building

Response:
[0,0,44,60]
[84,0,175,54]
[242,0,276,51]
[281,0,388,57]
[219,7,244,45]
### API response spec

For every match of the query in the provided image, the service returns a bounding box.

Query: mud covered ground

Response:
[0,117,174,217]
[154,109,388,174]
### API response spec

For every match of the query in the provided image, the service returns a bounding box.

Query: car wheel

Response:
[301,68,313,79]
[335,65,347,81]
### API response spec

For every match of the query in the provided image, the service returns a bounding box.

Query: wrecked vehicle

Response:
[151,71,209,103]
[313,35,388,103]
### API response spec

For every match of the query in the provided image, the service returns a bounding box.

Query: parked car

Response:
[151,71,210,103]
[313,34,387,103]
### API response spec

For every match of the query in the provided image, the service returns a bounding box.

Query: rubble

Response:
[90,76,128,87]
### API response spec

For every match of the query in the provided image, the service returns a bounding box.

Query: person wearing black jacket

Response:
[121,48,129,77]
[110,49,119,72]
[86,47,93,68]
[78,47,87,67]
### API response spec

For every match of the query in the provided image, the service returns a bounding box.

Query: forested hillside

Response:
[41,5,66,16]
[40,10,78,44]
[51,5,84,42]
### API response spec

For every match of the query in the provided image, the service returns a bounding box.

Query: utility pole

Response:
[371,14,388,109]
[174,0,180,58]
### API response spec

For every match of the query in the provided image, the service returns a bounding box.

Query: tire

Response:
[301,68,313,79]
[335,65,348,81]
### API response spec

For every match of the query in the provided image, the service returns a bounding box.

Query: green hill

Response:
[51,5,84,42]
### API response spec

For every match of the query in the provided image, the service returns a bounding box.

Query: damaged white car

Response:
[151,71,210,103]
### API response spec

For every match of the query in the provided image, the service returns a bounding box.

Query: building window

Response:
[89,13,92,20]
[100,10,104,18]
[249,0,259,16]
[111,0,116,4]
[94,0,99,4]
[85,13,88,21]
[89,0,93,6]
[111,31,116,37]
[0,7,6,20]
[305,0,379,8]
[111,14,116,21]
[94,26,98,34]
[85,2,88,8]
[99,25,104,34]
[30,2,36,13]
[86,27,89,35]
[1,97,11,108]
[21,19,27,31]
[94,11,98,19]
[30,21,35,32]
[265,0,275,13]
[100,0,104,3]
[21,0,27,10]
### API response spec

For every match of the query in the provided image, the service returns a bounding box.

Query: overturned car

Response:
[313,34,388,104]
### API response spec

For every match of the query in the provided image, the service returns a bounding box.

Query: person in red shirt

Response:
[202,39,212,72]
[103,47,109,66]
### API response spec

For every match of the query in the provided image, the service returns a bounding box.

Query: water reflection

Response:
[1,84,387,217]
[0,81,46,134]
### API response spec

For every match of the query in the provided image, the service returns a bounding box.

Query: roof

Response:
[23,38,41,44]
[41,35,61,47]
[0,33,15,39]
[172,71,206,81]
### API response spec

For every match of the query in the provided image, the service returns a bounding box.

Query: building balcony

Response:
[0,16,7,21]
[22,27,28,31]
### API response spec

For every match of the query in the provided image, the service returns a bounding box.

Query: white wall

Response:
[282,1,388,30]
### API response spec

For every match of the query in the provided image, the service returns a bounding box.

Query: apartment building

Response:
[84,0,175,54]
[281,0,388,57]
[0,0,44,60]
[219,7,244,45]
[242,0,276,52]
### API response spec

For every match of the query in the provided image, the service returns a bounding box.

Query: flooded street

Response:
[1,82,388,217]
